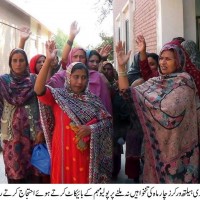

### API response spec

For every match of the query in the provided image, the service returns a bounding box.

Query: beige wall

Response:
[183,0,196,42]
[0,0,52,74]
[29,20,51,57]
[0,0,29,73]
[113,0,157,69]
[113,0,128,21]
[157,0,184,52]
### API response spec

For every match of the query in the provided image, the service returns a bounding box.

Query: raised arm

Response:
[34,41,57,95]
[137,35,151,81]
[136,35,147,61]
[115,41,131,90]
[18,26,31,49]
[137,35,159,81]
[99,44,112,61]
[61,21,80,63]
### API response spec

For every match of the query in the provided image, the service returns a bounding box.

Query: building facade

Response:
[0,0,53,74]
[113,0,200,70]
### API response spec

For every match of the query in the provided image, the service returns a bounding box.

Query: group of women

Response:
[1,19,200,184]
[0,22,113,184]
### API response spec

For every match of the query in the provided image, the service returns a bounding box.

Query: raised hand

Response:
[69,21,80,39]
[99,44,112,58]
[115,41,131,69]
[116,41,130,90]
[45,40,57,62]
[19,25,31,41]
[34,40,58,95]
[136,35,146,53]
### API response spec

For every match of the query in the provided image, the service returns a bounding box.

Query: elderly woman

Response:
[116,41,199,183]
[34,41,113,183]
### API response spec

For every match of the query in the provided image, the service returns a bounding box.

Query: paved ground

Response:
[111,145,134,184]
[0,152,7,183]
[0,145,133,184]
[111,153,134,184]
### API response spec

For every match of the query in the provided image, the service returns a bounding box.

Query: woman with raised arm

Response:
[135,35,159,82]
[99,61,129,180]
[34,41,113,183]
[18,25,58,79]
[47,22,112,115]
[116,41,200,183]
[47,21,86,88]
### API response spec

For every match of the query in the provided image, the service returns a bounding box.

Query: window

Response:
[118,27,121,41]
[125,20,129,53]
[125,20,130,67]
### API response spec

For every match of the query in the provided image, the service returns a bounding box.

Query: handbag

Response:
[31,144,51,175]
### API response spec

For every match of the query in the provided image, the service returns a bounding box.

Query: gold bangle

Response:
[118,71,127,76]
[118,71,127,74]
[118,74,127,77]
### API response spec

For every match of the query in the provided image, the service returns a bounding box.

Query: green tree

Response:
[54,29,68,58]
[96,32,113,62]
[54,28,79,58]
[94,0,113,24]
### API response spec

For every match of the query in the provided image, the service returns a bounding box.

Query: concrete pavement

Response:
[0,152,7,183]
[111,145,135,184]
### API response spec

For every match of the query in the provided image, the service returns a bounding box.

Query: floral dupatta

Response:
[132,72,200,183]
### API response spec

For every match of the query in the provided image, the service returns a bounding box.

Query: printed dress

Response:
[0,73,42,181]
[125,72,200,183]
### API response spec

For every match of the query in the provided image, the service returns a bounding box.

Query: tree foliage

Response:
[54,29,113,62]
[53,29,68,58]
[54,29,78,58]
[96,32,114,62]
[94,0,113,24]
